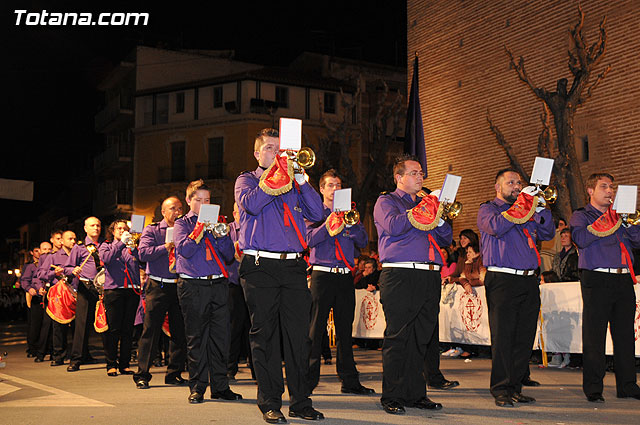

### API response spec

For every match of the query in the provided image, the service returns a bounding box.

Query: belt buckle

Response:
[615,268,621,274]
[280,253,287,260]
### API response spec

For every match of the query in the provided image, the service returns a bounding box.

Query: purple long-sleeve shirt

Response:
[307,206,368,268]
[99,240,141,290]
[138,220,178,280]
[477,197,555,269]
[20,262,38,292]
[373,189,452,264]
[37,248,79,290]
[234,167,324,252]
[570,203,640,270]
[64,237,105,280]
[174,210,234,277]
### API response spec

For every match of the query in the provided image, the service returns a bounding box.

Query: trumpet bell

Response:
[344,209,360,226]
[126,233,141,249]
[541,186,557,204]
[295,147,316,169]
[625,210,640,226]
[212,222,230,238]
[444,201,463,220]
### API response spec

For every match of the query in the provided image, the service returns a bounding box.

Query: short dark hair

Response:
[106,220,129,242]
[585,173,614,190]
[319,169,341,189]
[364,258,377,268]
[495,168,521,183]
[459,229,479,247]
[541,270,559,283]
[50,229,63,238]
[393,154,420,182]
[560,228,571,236]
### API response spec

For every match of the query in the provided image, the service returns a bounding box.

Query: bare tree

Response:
[489,4,610,219]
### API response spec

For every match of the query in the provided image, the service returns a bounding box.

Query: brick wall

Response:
[408,0,639,236]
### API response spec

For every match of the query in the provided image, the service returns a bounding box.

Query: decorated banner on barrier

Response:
[353,281,640,356]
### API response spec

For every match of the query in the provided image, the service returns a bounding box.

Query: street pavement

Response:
[1,321,639,425]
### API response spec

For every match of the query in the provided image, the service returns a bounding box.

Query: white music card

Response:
[131,214,146,233]
[439,174,461,203]
[197,204,220,224]
[333,188,352,212]
[613,185,637,214]
[530,157,554,186]
[165,227,174,243]
[279,118,302,151]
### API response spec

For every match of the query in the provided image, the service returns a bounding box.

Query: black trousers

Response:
[36,306,53,358]
[178,277,230,395]
[70,283,98,365]
[102,288,138,370]
[379,268,440,405]
[240,255,312,413]
[51,321,71,362]
[485,271,540,397]
[308,270,359,390]
[134,279,186,382]
[27,296,44,354]
[581,270,639,397]
[423,316,446,385]
[227,282,252,376]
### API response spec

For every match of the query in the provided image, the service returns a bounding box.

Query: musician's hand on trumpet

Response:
[621,210,640,227]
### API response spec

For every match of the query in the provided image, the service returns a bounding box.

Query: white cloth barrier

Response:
[352,282,640,356]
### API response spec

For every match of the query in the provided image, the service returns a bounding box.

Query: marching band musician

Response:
[305,169,374,395]
[31,241,53,362]
[34,233,63,363]
[64,216,104,372]
[99,220,142,377]
[20,243,43,358]
[37,230,77,366]
[373,155,451,414]
[134,196,188,389]
[477,169,554,407]
[174,179,242,404]
[570,173,640,402]
[235,128,324,423]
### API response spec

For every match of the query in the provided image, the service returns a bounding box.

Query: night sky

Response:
[2,1,406,250]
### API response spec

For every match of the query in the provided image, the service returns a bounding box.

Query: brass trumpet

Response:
[288,147,315,169]
[622,210,640,226]
[540,186,557,205]
[442,201,463,220]
[204,221,230,238]
[125,233,141,249]
[344,209,360,226]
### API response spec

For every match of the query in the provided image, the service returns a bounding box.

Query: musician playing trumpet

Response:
[98,220,141,377]
[305,169,373,395]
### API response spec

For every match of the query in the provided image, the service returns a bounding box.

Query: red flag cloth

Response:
[619,242,637,284]
[501,192,537,224]
[522,229,541,267]
[427,234,445,264]
[587,205,622,237]
[46,281,76,324]
[204,238,229,278]
[283,202,308,250]
[259,155,293,195]
[334,239,355,272]
[162,313,172,337]
[188,222,205,244]
[326,212,346,237]
[94,299,108,333]
[407,193,443,231]
[168,247,176,273]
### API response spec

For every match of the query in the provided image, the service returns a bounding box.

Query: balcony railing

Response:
[95,93,134,132]
[94,139,133,172]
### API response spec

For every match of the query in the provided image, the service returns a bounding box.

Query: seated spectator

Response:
[540,270,559,284]
[551,228,579,282]
[440,246,457,283]
[352,254,369,287]
[540,217,567,272]
[450,244,486,294]
[455,229,479,267]
[355,258,380,292]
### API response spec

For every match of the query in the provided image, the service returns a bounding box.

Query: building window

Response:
[143,97,153,126]
[208,137,224,179]
[324,92,337,114]
[171,141,186,182]
[213,87,223,108]
[581,135,589,162]
[156,94,169,124]
[176,92,185,113]
[275,86,289,108]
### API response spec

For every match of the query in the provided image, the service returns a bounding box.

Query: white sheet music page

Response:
[131,214,146,233]
[197,204,220,223]
[439,174,461,203]
[530,157,554,186]
[333,188,352,212]
[613,185,637,214]
[279,118,302,151]
[165,227,174,243]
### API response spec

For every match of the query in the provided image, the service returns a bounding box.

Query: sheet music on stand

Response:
[131,214,146,233]
[613,185,638,214]
[197,204,221,224]
[279,118,302,151]
[333,188,352,212]
[530,157,554,186]
[438,174,461,203]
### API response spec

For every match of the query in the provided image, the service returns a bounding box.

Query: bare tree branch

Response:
[486,109,530,182]
[505,46,541,95]
[578,64,611,106]
[588,16,607,63]
[537,103,553,158]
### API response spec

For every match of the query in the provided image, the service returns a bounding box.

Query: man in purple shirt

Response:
[570,173,640,402]
[477,168,555,407]
[373,155,452,414]
[134,196,188,389]
[37,230,77,366]
[20,243,43,358]
[306,169,373,395]
[235,128,324,423]
[64,216,104,372]
[174,179,241,404]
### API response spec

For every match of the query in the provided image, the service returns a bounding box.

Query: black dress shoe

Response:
[289,406,324,420]
[511,392,536,403]
[211,388,242,400]
[67,363,80,372]
[495,394,515,407]
[165,375,187,386]
[50,359,65,366]
[119,368,135,375]
[135,379,149,389]
[587,394,605,403]
[263,409,287,424]
[188,391,204,404]
[521,377,541,387]
[617,393,640,400]
[34,356,44,363]
[82,356,98,365]
[381,400,405,414]
[107,369,118,377]
[429,379,460,390]
[341,384,375,395]
[410,397,443,410]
